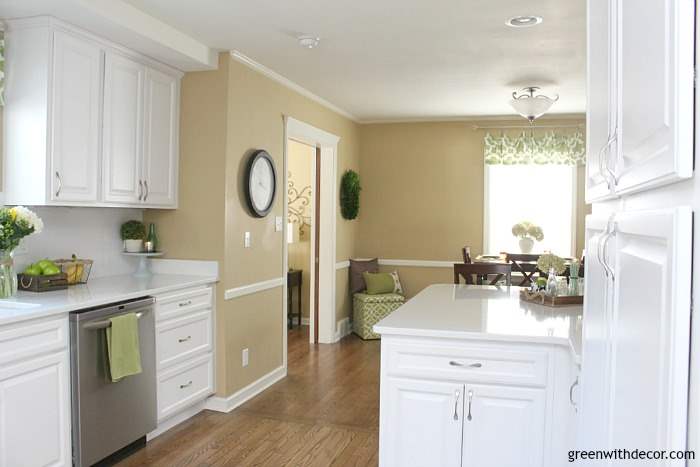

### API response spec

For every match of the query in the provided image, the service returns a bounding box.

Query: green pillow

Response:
[363,272,395,295]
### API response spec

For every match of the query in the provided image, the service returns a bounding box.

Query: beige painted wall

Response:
[287,140,314,318]
[145,53,361,397]
[357,120,591,297]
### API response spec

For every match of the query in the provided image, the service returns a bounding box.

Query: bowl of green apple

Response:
[18,260,68,292]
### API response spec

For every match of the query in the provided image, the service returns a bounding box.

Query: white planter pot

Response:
[519,237,534,254]
[124,239,143,253]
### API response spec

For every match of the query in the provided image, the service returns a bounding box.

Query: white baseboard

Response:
[205,365,287,413]
[147,399,208,441]
[334,317,352,342]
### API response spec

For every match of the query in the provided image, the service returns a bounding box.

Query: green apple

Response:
[23,264,42,276]
[36,259,56,272]
[42,265,61,276]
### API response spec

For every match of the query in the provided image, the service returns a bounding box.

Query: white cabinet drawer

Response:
[0,317,68,366]
[157,353,213,421]
[155,286,212,322]
[157,310,212,370]
[386,340,548,387]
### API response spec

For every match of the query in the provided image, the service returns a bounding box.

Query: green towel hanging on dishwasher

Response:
[106,312,143,382]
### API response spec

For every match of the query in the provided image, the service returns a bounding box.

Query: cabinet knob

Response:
[55,172,62,198]
[449,361,482,368]
[467,390,474,421]
[144,180,149,201]
[138,180,144,201]
[179,380,193,389]
[453,389,460,421]
[178,335,192,343]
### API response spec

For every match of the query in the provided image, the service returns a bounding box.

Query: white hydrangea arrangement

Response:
[511,221,544,242]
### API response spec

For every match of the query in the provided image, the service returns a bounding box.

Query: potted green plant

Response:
[511,221,544,253]
[121,220,146,253]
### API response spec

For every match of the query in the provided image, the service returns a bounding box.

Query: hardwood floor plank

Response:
[118,327,379,466]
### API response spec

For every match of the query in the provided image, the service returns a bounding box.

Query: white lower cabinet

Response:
[0,317,71,467]
[383,378,464,467]
[379,337,574,467]
[152,285,215,429]
[462,384,545,467]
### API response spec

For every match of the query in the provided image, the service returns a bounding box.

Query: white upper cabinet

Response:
[50,30,103,203]
[585,0,615,203]
[103,53,145,204]
[461,384,545,467]
[142,68,179,207]
[586,0,694,201]
[3,17,182,209]
[380,378,464,467]
[608,208,692,456]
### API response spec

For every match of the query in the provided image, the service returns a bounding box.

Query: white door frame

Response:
[283,116,339,345]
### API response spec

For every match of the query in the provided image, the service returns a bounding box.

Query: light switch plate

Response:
[244,232,251,248]
[275,216,283,232]
[242,348,249,367]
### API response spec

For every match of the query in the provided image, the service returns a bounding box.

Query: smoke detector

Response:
[298,35,320,49]
[506,16,543,28]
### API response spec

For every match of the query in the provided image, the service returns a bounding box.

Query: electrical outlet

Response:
[275,216,283,232]
[242,348,249,367]
[244,232,251,248]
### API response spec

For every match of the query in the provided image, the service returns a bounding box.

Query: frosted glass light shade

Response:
[509,96,557,122]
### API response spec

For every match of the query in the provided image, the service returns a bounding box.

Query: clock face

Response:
[246,151,276,217]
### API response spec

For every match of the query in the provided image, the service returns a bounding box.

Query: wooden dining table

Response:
[474,254,578,286]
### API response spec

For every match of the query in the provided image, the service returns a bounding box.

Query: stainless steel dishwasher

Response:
[70,297,157,467]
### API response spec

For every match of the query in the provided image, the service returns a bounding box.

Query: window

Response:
[484,164,576,257]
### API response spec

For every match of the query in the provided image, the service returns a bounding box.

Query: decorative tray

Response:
[519,289,583,307]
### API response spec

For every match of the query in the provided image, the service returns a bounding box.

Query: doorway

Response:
[283,117,339,350]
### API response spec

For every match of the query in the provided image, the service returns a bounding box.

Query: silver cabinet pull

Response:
[144,180,149,201]
[178,300,192,307]
[179,380,193,389]
[467,390,473,421]
[603,131,618,187]
[138,180,143,201]
[178,335,192,343]
[449,361,482,368]
[55,171,62,197]
[569,377,580,413]
[453,389,460,421]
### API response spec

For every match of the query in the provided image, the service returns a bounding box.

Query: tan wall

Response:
[358,119,590,297]
[287,140,314,318]
[147,53,361,397]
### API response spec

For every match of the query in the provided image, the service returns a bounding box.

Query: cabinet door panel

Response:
[0,351,71,467]
[578,214,614,455]
[50,30,102,203]
[609,208,692,457]
[585,0,615,202]
[380,378,463,467]
[103,52,144,204]
[142,68,179,207]
[614,0,693,194]
[462,384,545,467]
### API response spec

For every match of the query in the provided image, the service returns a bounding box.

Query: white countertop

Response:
[374,284,583,359]
[0,273,218,326]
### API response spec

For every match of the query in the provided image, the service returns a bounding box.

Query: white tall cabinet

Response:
[3,16,181,209]
[580,0,695,461]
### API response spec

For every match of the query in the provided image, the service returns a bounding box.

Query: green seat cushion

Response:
[362,272,395,295]
[353,292,405,303]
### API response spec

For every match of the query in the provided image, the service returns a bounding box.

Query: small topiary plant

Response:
[120,220,146,240]
[340,170,361,220]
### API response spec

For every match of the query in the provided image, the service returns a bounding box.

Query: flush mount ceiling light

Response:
[506,15,543,28]
[297,35,320,49]
[509,86,559,123]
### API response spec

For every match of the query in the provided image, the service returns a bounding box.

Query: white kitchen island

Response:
[374,284,582,467]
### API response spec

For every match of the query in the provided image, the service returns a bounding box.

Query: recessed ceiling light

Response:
[505,15,543,28]
[297,35,320,49]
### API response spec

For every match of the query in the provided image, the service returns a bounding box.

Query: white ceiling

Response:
[3,0,586,121]
[123,0,586,121]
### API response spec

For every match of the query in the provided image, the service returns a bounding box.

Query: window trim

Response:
[482,163,578,257]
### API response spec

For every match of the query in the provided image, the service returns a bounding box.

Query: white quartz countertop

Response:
[374,284,583,359]
[0,273,218,326]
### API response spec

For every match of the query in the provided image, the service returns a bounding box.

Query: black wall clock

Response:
[245,150,277,217]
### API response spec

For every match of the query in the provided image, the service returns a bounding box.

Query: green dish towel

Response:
[106,312,142,382]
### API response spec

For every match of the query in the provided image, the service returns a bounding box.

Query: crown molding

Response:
[358,113,586,125]
[229,50,359,122]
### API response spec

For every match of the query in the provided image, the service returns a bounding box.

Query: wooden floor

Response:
[119,327,380,466]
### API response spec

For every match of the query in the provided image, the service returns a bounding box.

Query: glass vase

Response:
[0,250,18,298]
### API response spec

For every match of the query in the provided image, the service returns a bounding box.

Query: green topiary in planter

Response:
[340,170,361,220]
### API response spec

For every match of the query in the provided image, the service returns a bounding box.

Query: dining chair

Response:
[453,263,512,286]
[505,253,541,286]
[462,246,472,264]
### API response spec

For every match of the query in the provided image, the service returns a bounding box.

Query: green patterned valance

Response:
[484,131,585,165]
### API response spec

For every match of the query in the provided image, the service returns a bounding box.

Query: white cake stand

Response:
[122,251,165,277]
